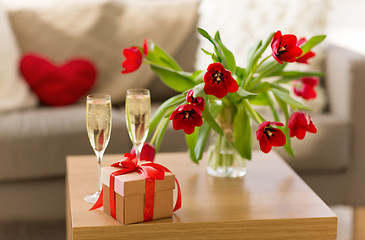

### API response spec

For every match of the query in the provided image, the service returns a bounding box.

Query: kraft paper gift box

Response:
[101,166,175,224]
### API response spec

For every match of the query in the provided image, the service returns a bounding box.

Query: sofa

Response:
[1,0,365,239]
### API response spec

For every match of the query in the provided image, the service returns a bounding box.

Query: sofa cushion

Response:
[0,103,187,182]
[0,105,131,181]
[276,113,351,173]
[0,2,38,112]
[6,0,199,104]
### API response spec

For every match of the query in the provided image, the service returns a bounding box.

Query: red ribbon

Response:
[89,153,181,222]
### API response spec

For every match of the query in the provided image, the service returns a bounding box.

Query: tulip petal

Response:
[204,62,238,98]
[307,122,318,133]
[256,121,270,140]
[288,112,317,140]
[259,135,272,153]
[269,129,286,147]
[296,129,307,140]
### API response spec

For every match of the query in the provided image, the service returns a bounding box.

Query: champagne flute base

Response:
[84,191,101,204]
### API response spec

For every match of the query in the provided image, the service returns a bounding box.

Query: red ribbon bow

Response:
[90,153,181,222]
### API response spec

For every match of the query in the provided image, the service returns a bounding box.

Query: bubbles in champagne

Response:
[86,99,112,152]
[126,95,150,146]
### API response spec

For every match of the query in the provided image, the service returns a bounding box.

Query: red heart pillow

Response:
[20,54,97,106]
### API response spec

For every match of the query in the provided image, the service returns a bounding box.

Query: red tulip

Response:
[121,39,148,74]
[296,51,315,64]
[170,104,203,134]
[296,38,316,64]
[130,142,156,162]
[203,62,238,98]
[256,121,286,153]
[121,47,142,73]
[288,112,317,140]
[186,89,205,111]
[143,38,148,57]
[293,77,319,100]
[271,31,303,64]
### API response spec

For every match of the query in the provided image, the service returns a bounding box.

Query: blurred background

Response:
[0,0,364,239]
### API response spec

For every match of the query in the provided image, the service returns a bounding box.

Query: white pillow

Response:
[0,3,38,112]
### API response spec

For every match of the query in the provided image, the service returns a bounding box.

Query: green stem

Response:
[242,72,253,89]
[245,100,263,124]
[150,118,165,145]
[214,134,223,170]
[247,60,280,91]
[243,55,271,89]
[256,55,271,71]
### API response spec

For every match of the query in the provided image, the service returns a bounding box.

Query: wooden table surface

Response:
[66,151,337,240]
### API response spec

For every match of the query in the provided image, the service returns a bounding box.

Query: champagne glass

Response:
[125,89,151,166]
[85,94,112,204]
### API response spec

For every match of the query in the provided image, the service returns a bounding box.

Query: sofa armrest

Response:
[325,44,365,120]
[325,43,365,204]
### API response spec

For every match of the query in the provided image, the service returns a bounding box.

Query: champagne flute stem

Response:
[135,143,143,166]
[96,152,103,193]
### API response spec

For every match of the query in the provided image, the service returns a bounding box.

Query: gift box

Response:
[101,166,175,224]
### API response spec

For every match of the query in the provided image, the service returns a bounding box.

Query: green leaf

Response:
[234,67,246,86]
[191,71,205,83]
[246,40,262,71]
[263,91,279,122]
[200,49,220,63]
[185,130,198,164]
[197,28,235,71]
[283,127,295,157]
[194,122,212,161]
[273,94,294,156]
[256,60,286,76]
[269,83,290,94]
[193,83,205,98]
[154,118,169,152]
[209,100,224,117]
[188,70,203,81]
[233,103,252,160]
[250,82,271,93]
[273,78,296,84]
[214,31,236,73]
[201,48,214,56]
[235,87,257,99]
[147,41,182,71]
[271,88,311,111]
[251,32,275,70]
[271,71,323,80]
[249,92,269,106]
[235,67,246,79]
[197,28,223,63]
[300,35,326,55]
[150,64,196,92]
[244,100,266,124]
[202,109,224,136]
[162,97,186,110]
[250,81,289,94]
[274,94,290,121]
[148,94,185,137]
[197,28,216,46]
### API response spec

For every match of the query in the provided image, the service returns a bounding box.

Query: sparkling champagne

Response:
[85,94,112,204]
[126,94,150,146]
[86,99,112,153]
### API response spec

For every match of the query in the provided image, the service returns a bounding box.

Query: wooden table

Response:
[66,151,337,240]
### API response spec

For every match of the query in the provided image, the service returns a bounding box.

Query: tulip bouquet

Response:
[121,28,325,177]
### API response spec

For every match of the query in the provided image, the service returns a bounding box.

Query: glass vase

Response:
[206,106,247,178]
